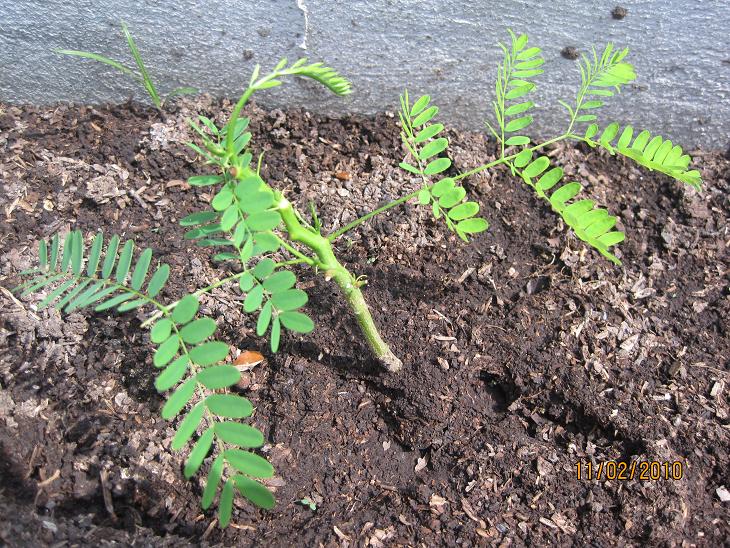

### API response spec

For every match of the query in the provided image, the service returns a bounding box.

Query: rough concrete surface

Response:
[1,0,729,146]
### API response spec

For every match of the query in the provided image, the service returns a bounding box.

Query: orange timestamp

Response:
[575,460,684,481]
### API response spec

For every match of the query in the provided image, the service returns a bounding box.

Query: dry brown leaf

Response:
[429,494,447,509]
[234,350,264,370]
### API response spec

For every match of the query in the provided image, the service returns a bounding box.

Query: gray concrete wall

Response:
[1,0,729,147]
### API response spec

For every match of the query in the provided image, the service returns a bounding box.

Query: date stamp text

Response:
[575,460,684,481]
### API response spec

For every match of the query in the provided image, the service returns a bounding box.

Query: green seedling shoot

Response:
[15,30,700,527]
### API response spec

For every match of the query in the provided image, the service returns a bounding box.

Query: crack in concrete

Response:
[296,0,309,50]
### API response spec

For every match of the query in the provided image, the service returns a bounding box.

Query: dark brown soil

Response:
[1,97,728,547]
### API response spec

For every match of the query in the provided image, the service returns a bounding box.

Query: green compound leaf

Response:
[180,211,219,226]
[238,190,275,215]
[172,295,199,324]
[131,248,153,290]
[206,394,254,418]
[271,316,281,352]
[153,335,180,368]
[597,231,625,247]
[586,122,702,189]
[514,156,625,264]
[262,271,296,292]
[256,301,273,336]
[549,182,582,210]
[214,422,265,448]
[514,148,533,168]
[253,233,279,255]
[117,298,147,312]
[162,378,197,420]
[94,292,132,312]
[438,187,466,209]
[410,94,430,117]
[279,311,315,333]
[505,115,533,133]
[399,161,420,175]
[65,281,103,313]
[171,401,205,450]
[414,123,444,143]
[431,177,455,197]
[86,232,103,276]
[523,156,550,178]
[38,239,48,269]
[447,201,479,221]
[20,273,65,297]
[184,427,214,479]
[179,318,217,344]
[505,84,533,100]
[37,279,77,310]
[60,232,73,272]
[115,240,134,283]
[49,234,60,270]
[244,284,265,313]
[505,101,534,116]
[398,93,490,242]
[271,289,308,311]
[196,365,240,390]
[246,211,281,231]
[412,106,438,127]
[188,174,223,186]
[224,449,275,478]
[151,318,173,343]
[101,236,120,277]
[253,258,276,280]
[189,341,230,366]
[202,454,224,510]
[220,205,238,232]
[423,157,451,175]
[71,230,83,275]
[239,272,255,292]
[155,356,188,391]
[536,168,564,192]
[211,187,234,211]
[505,135,530,146]
[418,138,448,161]
[234,475,276,510]
[218,479,234,528]
[146,264,170,297]
[456,218,489,234]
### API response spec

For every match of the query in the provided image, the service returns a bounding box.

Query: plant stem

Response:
[225,87,255,155]
[454,134,567,181]
[275,236,317,266]
[141,271,248,328]
[328,192,419,241]
[278,197,402,372]
[327,133,571,241]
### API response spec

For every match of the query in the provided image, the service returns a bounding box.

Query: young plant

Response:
[56,21,196,110]
[400,30,700,266]
[14,30,701,527]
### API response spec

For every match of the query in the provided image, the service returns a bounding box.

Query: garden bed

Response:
[0,97,728,546]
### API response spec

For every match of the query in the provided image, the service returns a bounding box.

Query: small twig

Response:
[127,188,149,210]
[689,363,728,377]
[99,469,117,521]
[36,468,60,487]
